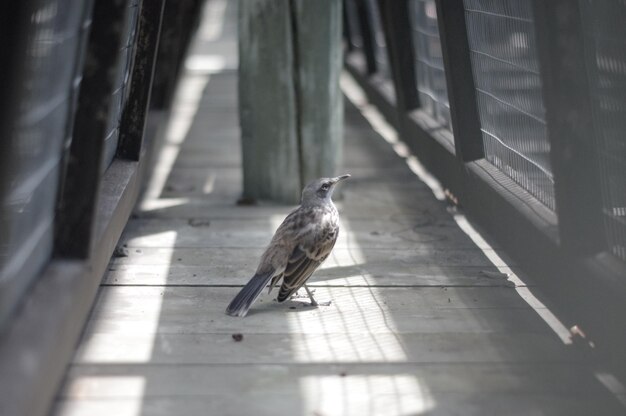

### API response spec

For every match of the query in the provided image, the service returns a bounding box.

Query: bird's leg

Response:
[304,285,318,307]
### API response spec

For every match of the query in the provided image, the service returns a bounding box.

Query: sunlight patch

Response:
[144,73,210,199]
[77,231,177,362]
[287,217,435,412]
[139,198,190,212]
[62,376,146,400]
[301,374,434,416]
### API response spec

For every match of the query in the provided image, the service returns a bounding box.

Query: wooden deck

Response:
[51,2,625,415]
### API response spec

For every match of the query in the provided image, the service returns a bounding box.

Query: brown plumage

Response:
[225,174,350,317]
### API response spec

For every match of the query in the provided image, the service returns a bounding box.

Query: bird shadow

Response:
[245,294,333,316]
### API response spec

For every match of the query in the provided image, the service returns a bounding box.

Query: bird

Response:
[225,174,350,317]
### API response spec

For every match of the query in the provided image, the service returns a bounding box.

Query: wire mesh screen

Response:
[580,0,626,262]
[102,0,141,172]
[365,0,392,79]
[409,0,451,130]
[463,0,555,210]
[0,0,91,327]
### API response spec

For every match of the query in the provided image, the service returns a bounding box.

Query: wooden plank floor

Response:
[51,2,625,415]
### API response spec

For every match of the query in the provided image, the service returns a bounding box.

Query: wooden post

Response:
[54,0,129,258]
[291,0,344,187]
[434,0,484,162]
[532,0,605,255]
[239,0,343,204]
[377,0,419,113]
[355,0,377,75]
[117,0,166,161]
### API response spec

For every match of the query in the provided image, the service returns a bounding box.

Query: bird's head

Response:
[301,174,350,205]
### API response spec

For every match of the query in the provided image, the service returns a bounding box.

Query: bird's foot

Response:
[290,292,309,300]
[305,299,332,307]
[304,285,318,306]
[304,285,331,307]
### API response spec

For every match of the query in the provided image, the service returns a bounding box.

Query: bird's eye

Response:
[321,183,330,191]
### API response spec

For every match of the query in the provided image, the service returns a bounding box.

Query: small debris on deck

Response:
[188,218,212,227]
[113,247,129,257]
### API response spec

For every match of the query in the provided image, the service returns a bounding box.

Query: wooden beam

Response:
[54,0,129,259]
[354,0,377,74]
[239,0,344,203]
[434,0,484,161]
[532,0,606,255]
[291,0,344,184]
[377,0,419,113]
[342,0,354,53]
[117,0,166,160]
[238,0,300,203]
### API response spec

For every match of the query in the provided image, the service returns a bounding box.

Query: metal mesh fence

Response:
[580,0,626,261]
[463,0,555,210]
[0,0,91,328]
[409,0,451,130]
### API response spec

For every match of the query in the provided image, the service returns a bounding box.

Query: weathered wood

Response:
[134,181,447,221]
[239,0,344,203]
[103,263,522,287]
[292,0,344,184]
[53,360,626,416]
[82,286,547,337]
[51,390,625,416]
[117,0,166,160]
[377,0,419,112]
[118,217,491,249]
[238,0,300,203]
[532,0,606,255]
[54,0,129,259]
[57,362,611,398]
[72,331,578,364]
[155,165,425,198]
[354,0,377,74]
[434,0,484,162]
[107,246,509,272]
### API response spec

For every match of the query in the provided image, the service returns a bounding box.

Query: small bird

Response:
[225,174,350,317]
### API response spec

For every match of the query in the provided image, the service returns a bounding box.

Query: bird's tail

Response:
[225,271,274,317]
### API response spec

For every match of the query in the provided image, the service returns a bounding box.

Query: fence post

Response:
[377,0,419,113]
[532,0,606,255]
[434,0,484,161]
[354,0,377,75]
[117,0,166,160]
[54,0,129,258]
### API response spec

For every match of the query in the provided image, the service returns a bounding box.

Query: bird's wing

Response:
[276,235,337,302]
[276,247,320,302]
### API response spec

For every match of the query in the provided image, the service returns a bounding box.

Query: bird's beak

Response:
[331,174,351,184]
